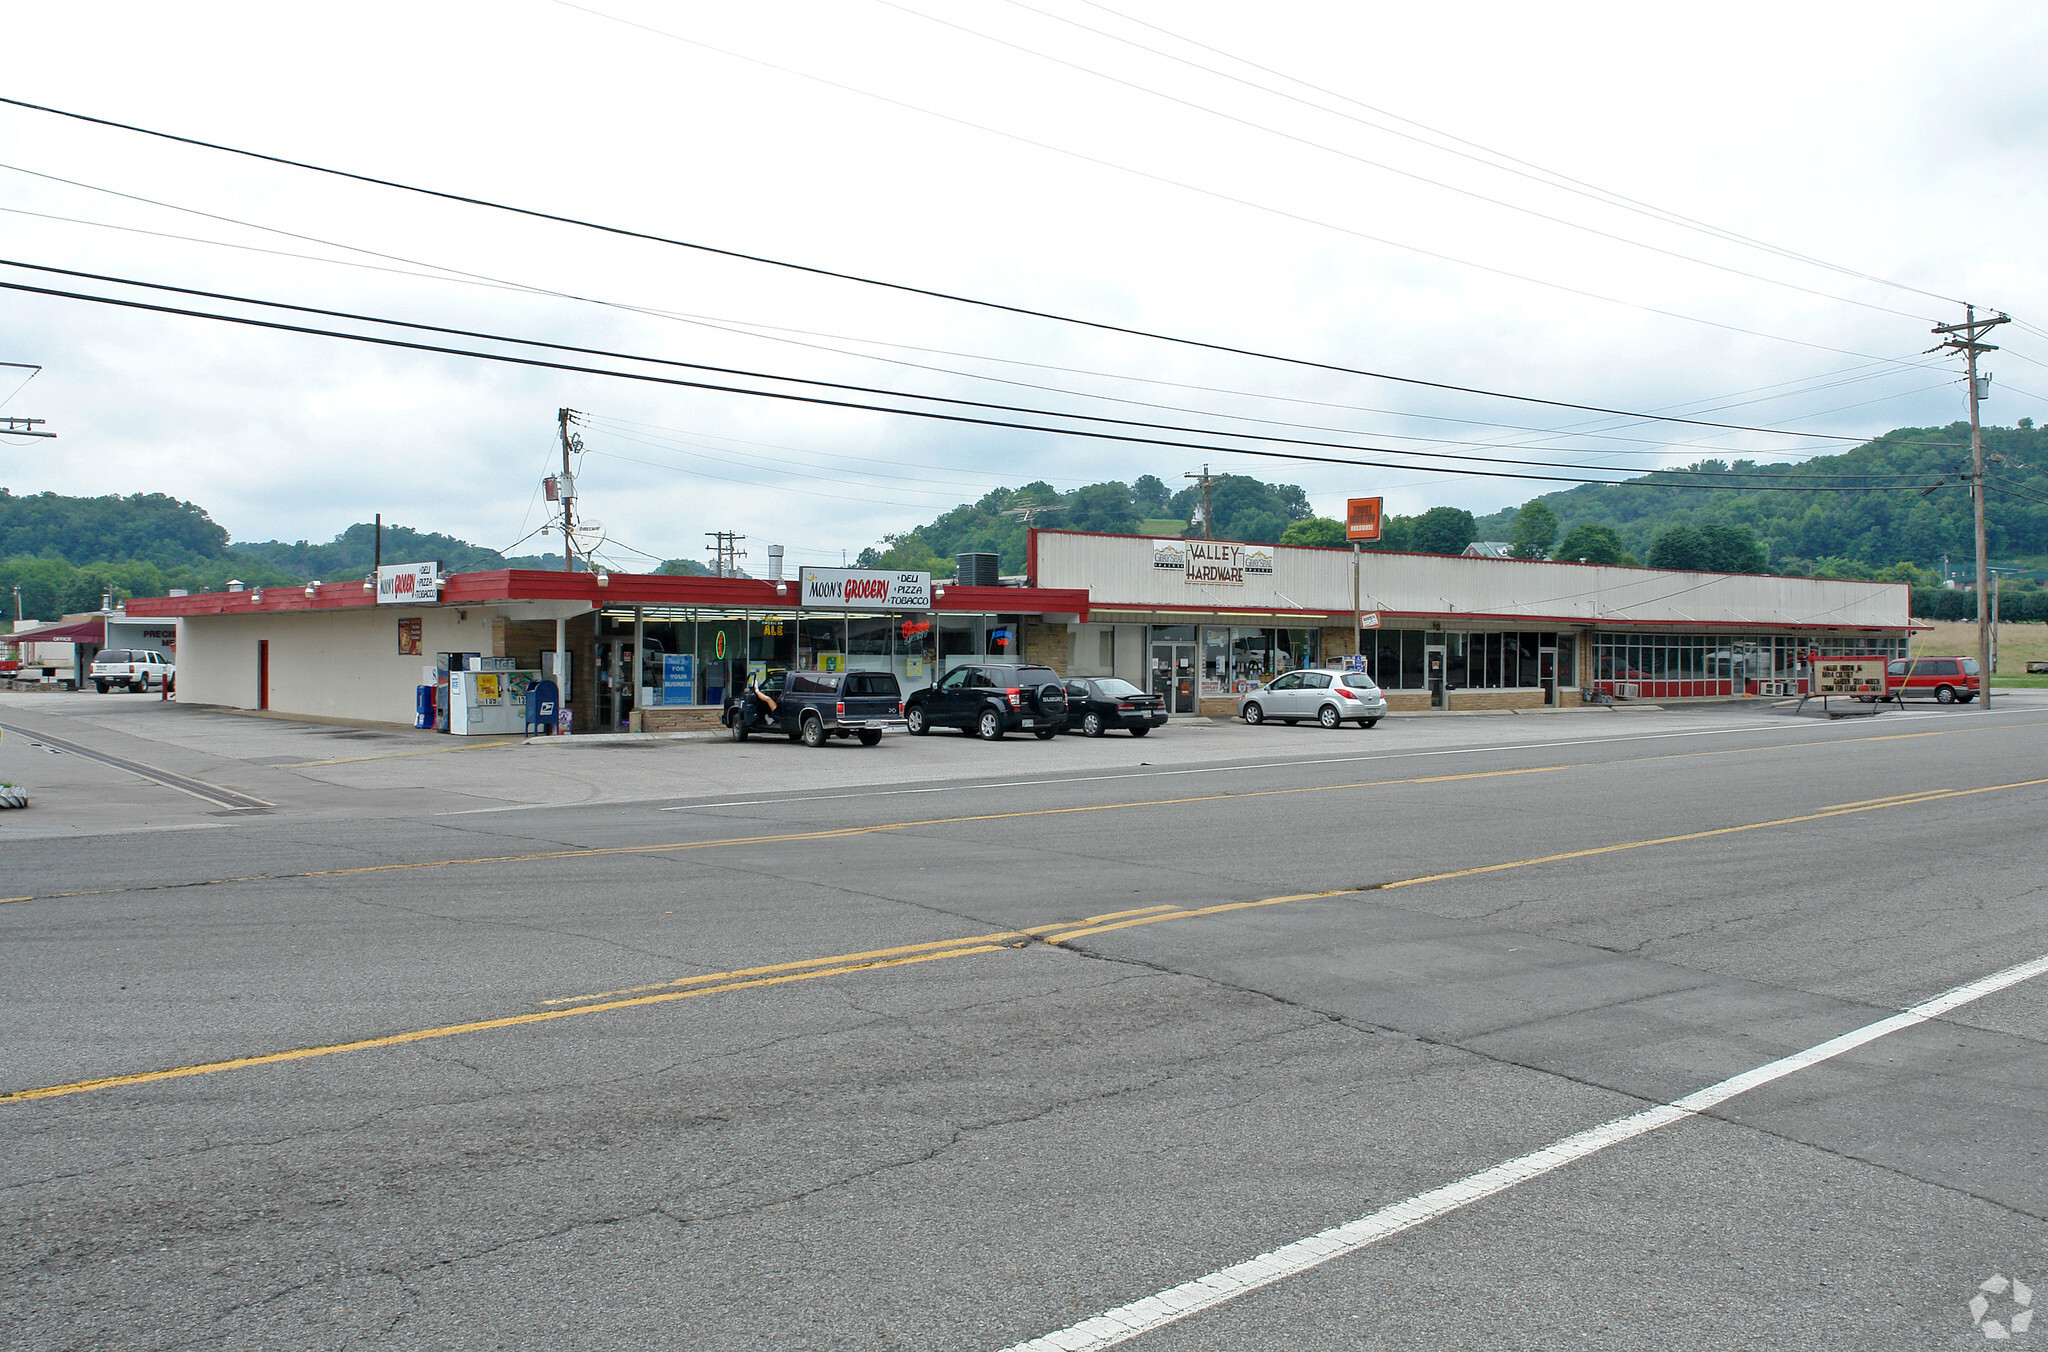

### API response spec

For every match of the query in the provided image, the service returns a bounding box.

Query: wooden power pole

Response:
[1184,465,1221,540]
[1932,308,2009,709]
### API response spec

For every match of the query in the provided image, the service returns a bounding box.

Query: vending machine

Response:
[447,668,541,735]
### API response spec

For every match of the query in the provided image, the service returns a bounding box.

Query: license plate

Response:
[1021,720,1034,727]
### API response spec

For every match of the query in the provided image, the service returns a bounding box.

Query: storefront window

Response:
[938,616,979,674]
[1402,631,1425,688]
[799,616,844,671]
[1071,624,1116,677]
[985,615,1023,660]
[847,615,892,670]
[753,615,794,670]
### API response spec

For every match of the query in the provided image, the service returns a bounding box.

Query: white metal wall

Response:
[176,606,499,723]
[1034,533,1907,629]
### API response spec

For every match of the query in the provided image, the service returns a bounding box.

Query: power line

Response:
[1,273,1942,494]
[877,0,1937,322]
[0,259,1936,486]
[0,187,1903,461]
[1064,0,1968,310]
[0,94,1907,440]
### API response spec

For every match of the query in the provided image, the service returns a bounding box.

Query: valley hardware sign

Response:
[375,562,440,605]
[1154,539,1273,586]
[797,568,932,610]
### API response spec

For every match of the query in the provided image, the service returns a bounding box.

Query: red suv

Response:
[1886,656,1980,703]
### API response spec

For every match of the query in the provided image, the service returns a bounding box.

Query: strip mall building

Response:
[127,528,1912,729]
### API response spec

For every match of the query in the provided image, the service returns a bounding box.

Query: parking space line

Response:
[994,946,2048,1352]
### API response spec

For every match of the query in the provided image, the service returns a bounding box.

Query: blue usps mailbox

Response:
[525,678,560,735]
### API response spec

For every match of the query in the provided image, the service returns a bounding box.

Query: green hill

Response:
[1471,422,2048,577]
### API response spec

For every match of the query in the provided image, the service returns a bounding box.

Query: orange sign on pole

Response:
[1346,497,1383,542]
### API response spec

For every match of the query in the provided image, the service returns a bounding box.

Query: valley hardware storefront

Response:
[128,568,1088,732]
[1026,529,1913,715]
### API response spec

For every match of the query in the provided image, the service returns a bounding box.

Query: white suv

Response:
[89,649,175,693]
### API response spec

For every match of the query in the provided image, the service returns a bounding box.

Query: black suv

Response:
[905,663,1069,740]
[727,669,905,747]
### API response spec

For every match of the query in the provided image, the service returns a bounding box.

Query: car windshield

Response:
[1016,667,1058,685]
[1093,679,1145,697]
[1961,658,1980,674]
[1341,674,1379,689]
[98,650,129,663]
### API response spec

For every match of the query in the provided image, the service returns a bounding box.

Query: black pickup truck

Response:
[726,669,905,747]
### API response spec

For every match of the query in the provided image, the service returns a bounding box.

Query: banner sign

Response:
[1185,540,1248,586]
[1811,655,1887,696]
[1347,497,1384,542]
[798,568,931,610]
[1156,539,1274,586]
[376,562,439,605]
[661,653,695,707]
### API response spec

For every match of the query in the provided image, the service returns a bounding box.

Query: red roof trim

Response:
[124,571,1089,620]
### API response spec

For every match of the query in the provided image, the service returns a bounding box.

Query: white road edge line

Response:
[994,948,2048,1352]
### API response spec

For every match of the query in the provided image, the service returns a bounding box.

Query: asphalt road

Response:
[4,693,2046,1350]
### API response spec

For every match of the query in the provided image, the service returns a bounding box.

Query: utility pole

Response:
[557,408,582,572]
[1932,307,2009,709]
[1184,465,1221,540]
[373,512,382,575]
[705,531,746,578]
[0,363,52,442]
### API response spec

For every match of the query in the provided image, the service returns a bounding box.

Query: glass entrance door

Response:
[1426,645,1447,709]
[1539,648,1557,705]
[1151,642,1197,714]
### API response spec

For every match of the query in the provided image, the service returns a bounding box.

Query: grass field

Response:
[1914,619,2048,677]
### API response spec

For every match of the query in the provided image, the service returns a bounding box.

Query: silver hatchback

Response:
[1239,669,1386,729]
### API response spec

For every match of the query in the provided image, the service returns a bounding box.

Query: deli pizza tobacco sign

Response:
[797,568,932,610]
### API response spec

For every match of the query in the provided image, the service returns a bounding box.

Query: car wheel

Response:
[1129,726,1150,737]
[857,729,883,746]
[1362,718,1380,729]
[1936,685,1955,704]
[976,708,1004,740]
[1241,701,1264,725]
[1082,712,1104,737]
[95,681,108,694]
[731,714,750,741]
[906,705,929,735]
[1319,704,1342,729]
[800,714,826,747]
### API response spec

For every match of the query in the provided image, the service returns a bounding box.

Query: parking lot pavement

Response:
[3,689,2041,836]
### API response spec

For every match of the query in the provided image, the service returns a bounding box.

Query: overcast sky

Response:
[3,1,2046,571]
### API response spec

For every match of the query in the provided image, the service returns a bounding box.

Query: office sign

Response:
[376,562,440,605]
[1346,497,1384,542]
[798,568,931,610]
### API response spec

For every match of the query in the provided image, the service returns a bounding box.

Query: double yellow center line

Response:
[6,773,2043,1104]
